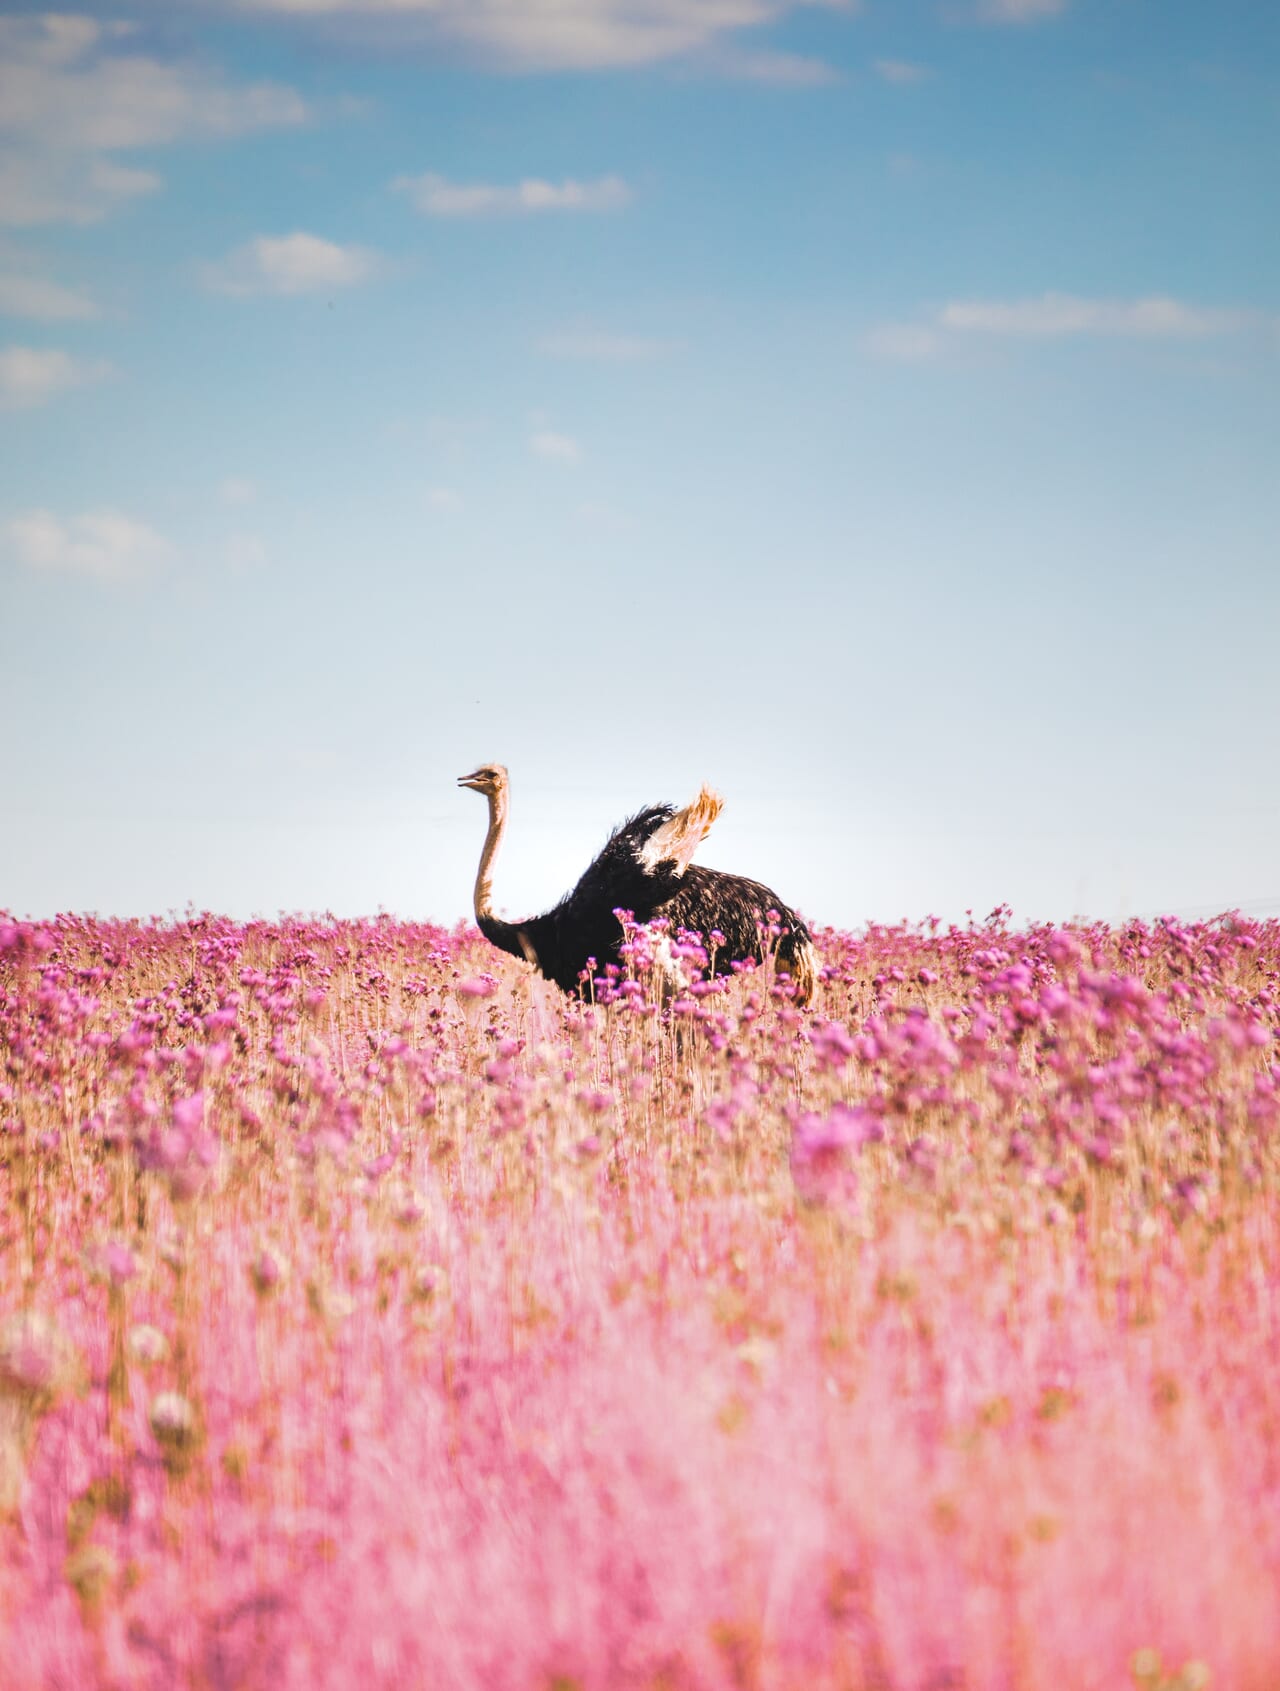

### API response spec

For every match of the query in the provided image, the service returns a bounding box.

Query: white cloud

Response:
[425,485,462,511]
[874,58,930,84]
[0,344,110,407]
[713,48,842,85]
[537,328,672,362]
[0,14,306,227]
[0,15,308,152]
[863,323,940,363]
[204,232,381,296]
[530,430,582,464]
[0,153,161,228]
[7,507,173,584]
[938,294,1255,339]
[868,293,1267,360]
[219,476,257,506]
[83,157,165,202]
[395,171,631,217]
[976,0,1068,21]
[227,1,846,74]
[0,264,98,321]
[225,532,268,571]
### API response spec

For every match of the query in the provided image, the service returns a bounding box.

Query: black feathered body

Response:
[658,864,813,975]
[480,804,812,996]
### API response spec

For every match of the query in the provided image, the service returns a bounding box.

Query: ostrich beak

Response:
[457,770,486,790]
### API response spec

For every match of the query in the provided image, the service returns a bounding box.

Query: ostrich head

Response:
[458,763,509,798]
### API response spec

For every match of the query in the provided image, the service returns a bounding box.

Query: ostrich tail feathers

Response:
[637,784,724,877]
[785,938,819,1008]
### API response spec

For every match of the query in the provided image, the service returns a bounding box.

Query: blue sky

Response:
[2,0,1277,931]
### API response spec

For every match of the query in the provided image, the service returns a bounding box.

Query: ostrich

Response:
[458,763,818,1005]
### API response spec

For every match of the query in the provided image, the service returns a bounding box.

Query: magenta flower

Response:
[791,1104,882,1206]
[0,1312,68,1401]
[87,1240,139,1288]
[171,1093,206,1134]
[250,1245,287,1295]
[810,1021,856,1070]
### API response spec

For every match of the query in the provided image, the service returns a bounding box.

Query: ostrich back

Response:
[516,805,812,994]
[654,865,813,971]
[517,805,683,994]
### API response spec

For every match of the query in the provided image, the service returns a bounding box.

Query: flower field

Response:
[1,906,1277,1690]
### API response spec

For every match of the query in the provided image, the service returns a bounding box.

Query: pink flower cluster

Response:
[0,905,1276,1688]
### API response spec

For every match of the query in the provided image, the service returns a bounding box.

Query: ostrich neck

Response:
[474,788,509,923]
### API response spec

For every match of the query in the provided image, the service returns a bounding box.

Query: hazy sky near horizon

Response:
[2,0,1277,933]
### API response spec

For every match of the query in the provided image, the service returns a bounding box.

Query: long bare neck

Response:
[474,786,509,924]
[472,786,532,966]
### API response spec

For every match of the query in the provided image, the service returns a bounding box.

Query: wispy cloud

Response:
[204,233,381,297]
[712,48,842,86]
[537,328,673,362]
[874,58,930,85]
[0,15,308,152]
[975,0,1068,22]
[395,172,631,218]
[0,14,306,227]
[219,477,257,507]
[0,261,98,321]
[224,1,848,75]
[868,293,1269,360]
[225,533,268,571]
[7,507,173,584]
[939,294,1258,340]
[0,344,110,407]
[0,152,161,230]
[425,485,463,511]
[863,323,940,364]
[530,429,582,464]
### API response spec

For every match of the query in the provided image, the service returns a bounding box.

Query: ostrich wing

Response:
[636,784,723,878]
[509,790,723,995]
